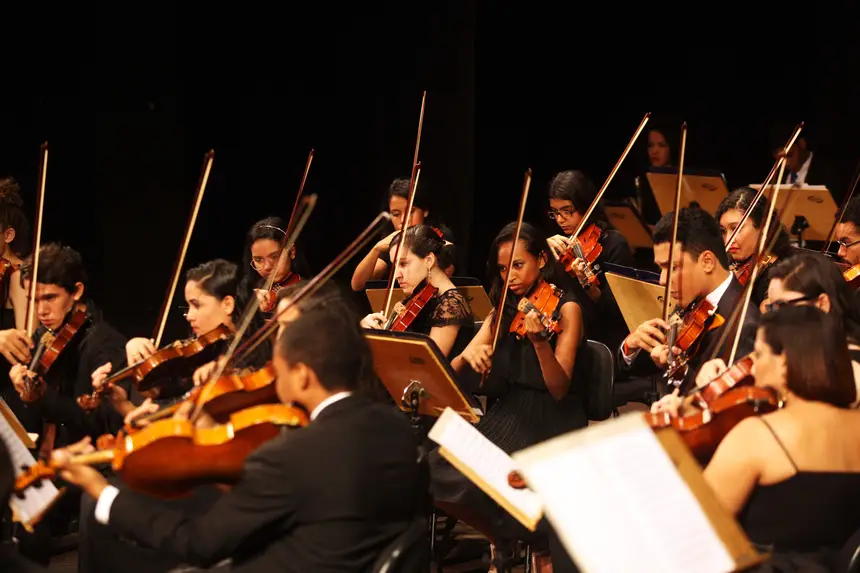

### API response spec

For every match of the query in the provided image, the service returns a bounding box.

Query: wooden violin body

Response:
[693,355,754,406]
[844,264,860,290]
[645,385,781,464]
[259,272,302,313]
[663,298,719,386]
[732,255,778,287]
[386,281,438,331]
[558,224,603,287]
[510,281,564,339]
[192,362,279,423]
[21,309,89,402]
[15,403,309,499]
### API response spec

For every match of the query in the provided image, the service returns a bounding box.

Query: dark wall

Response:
[1,3,857,340]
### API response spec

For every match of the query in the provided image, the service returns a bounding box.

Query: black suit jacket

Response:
[616,276,759,393]
[0,546,48,573]
[105,394,424,572]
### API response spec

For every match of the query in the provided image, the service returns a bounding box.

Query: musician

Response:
[834,196,860,266]
[0,438,48,573]
[238,216,308,315]
[545,169,633,349]
[703,306,860,568]
[118,259,271,424]
[768,124,844,198]
[430,221,588,551]
[360,224,473,357]
[9,243,127,447]
[0,178,30,331]
[715,187,795,308]
[619,207,759,392]
[56,294,425,572]
[351,177,455,290]
[628,122,680,226]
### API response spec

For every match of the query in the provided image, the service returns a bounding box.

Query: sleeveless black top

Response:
[739,418,860,553]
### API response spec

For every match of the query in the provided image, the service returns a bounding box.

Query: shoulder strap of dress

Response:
[758,417,799,472]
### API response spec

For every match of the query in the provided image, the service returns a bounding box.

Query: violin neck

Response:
[64,449,114,467]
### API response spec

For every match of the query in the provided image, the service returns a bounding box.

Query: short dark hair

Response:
[840,196,860,229]
[653,207,729,269]
[759,305,856,407]
[275,293,369,392]
[20,243,87,293]
[387,177,430,212]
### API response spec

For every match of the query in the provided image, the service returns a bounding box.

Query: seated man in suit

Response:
[55,294,425,572]
[617,206,759,397]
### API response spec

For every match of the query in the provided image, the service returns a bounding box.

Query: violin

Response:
[191,362,279,423]
[259,271,302,313]
[20,309,89,402]
[557,223,603,288]
[691,354,754,407]
[731,255,778,287]
[385,281,438,331]
[645,385,781,464]
[509,281,564,340]
[14,403,308,499]
[844,264,860,290]
[663,297,723,389]
[77,323,233,410]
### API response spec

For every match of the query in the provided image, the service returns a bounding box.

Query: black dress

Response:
[741,419,860,571]
[402,284,475,359]
[429,287,588,541]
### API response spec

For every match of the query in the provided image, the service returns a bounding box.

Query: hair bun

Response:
[0,177,23,207]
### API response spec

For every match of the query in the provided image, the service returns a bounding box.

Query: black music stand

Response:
[363,330,482,439]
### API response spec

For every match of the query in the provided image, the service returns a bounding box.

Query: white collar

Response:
[705,272,734,310]
[795,151,813,183]
[310,391,352,421]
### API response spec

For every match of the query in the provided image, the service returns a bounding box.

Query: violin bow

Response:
[383,91,426,317]
[202,194,318,388]
[822,156,860,253]
[24,142,48,339]
[261,149,315,295]
[661,123,688,321]
[724,157,791,366]
[152,150,215,349]
[484,169,532,382]
[569,113,651,239]
[724,123,803,251]
[230,211,394,361]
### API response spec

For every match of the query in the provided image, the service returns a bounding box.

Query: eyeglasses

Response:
[764,293,819,313]
[251,251,283,271]
[547,207,576,220]
[836,238,860,251]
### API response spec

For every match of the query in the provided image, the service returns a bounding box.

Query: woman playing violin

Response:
[0,178,31,332]
[545,169,633,349]
[716,187,794,308]
[703,306,860,569]
[350,177,455,291]
[239,216,308,316]
[359,224,473,357]
[430,222,588,544]
[116,259,271,424]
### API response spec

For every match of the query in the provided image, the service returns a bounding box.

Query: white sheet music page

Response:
[0,400,60,527]
[428,407,543,527]
[513,414,735,573]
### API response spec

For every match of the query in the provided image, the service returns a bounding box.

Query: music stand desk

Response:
[604,272,676,333]
[749,184,837,242]
[363,329,482,424]
[647,166,729,216]
[604,201,653,249]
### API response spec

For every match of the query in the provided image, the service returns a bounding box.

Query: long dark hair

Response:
[0,177,30,258]
[715,187,793,260]
[769,253,860,343]
[547,170,611,230]
[760,305,856,407]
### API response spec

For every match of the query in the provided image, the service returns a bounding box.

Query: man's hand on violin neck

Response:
[0,328,32,365]
[626,318,669,352]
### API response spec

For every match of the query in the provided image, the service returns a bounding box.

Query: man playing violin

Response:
[56,292,425,572]
[619,207,759,395]
[835,196,860,267]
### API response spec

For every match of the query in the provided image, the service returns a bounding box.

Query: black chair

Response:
[371,517,432,573]
[581,339,615,421]
[835,527,860,573]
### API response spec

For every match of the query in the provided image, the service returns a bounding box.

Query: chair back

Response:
[582,339,615,421]
[836,527,860,572]
[370,517,431,573]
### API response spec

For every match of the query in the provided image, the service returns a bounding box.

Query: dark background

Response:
[1,3,858,340]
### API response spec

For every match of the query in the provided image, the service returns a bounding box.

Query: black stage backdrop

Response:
[0,3,858,341]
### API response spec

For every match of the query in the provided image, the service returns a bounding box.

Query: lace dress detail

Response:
[430,289,473,328]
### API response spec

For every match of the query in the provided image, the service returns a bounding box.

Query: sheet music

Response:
[428,407,542,528]
[514,415,735,573]
[0,400,60,527]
